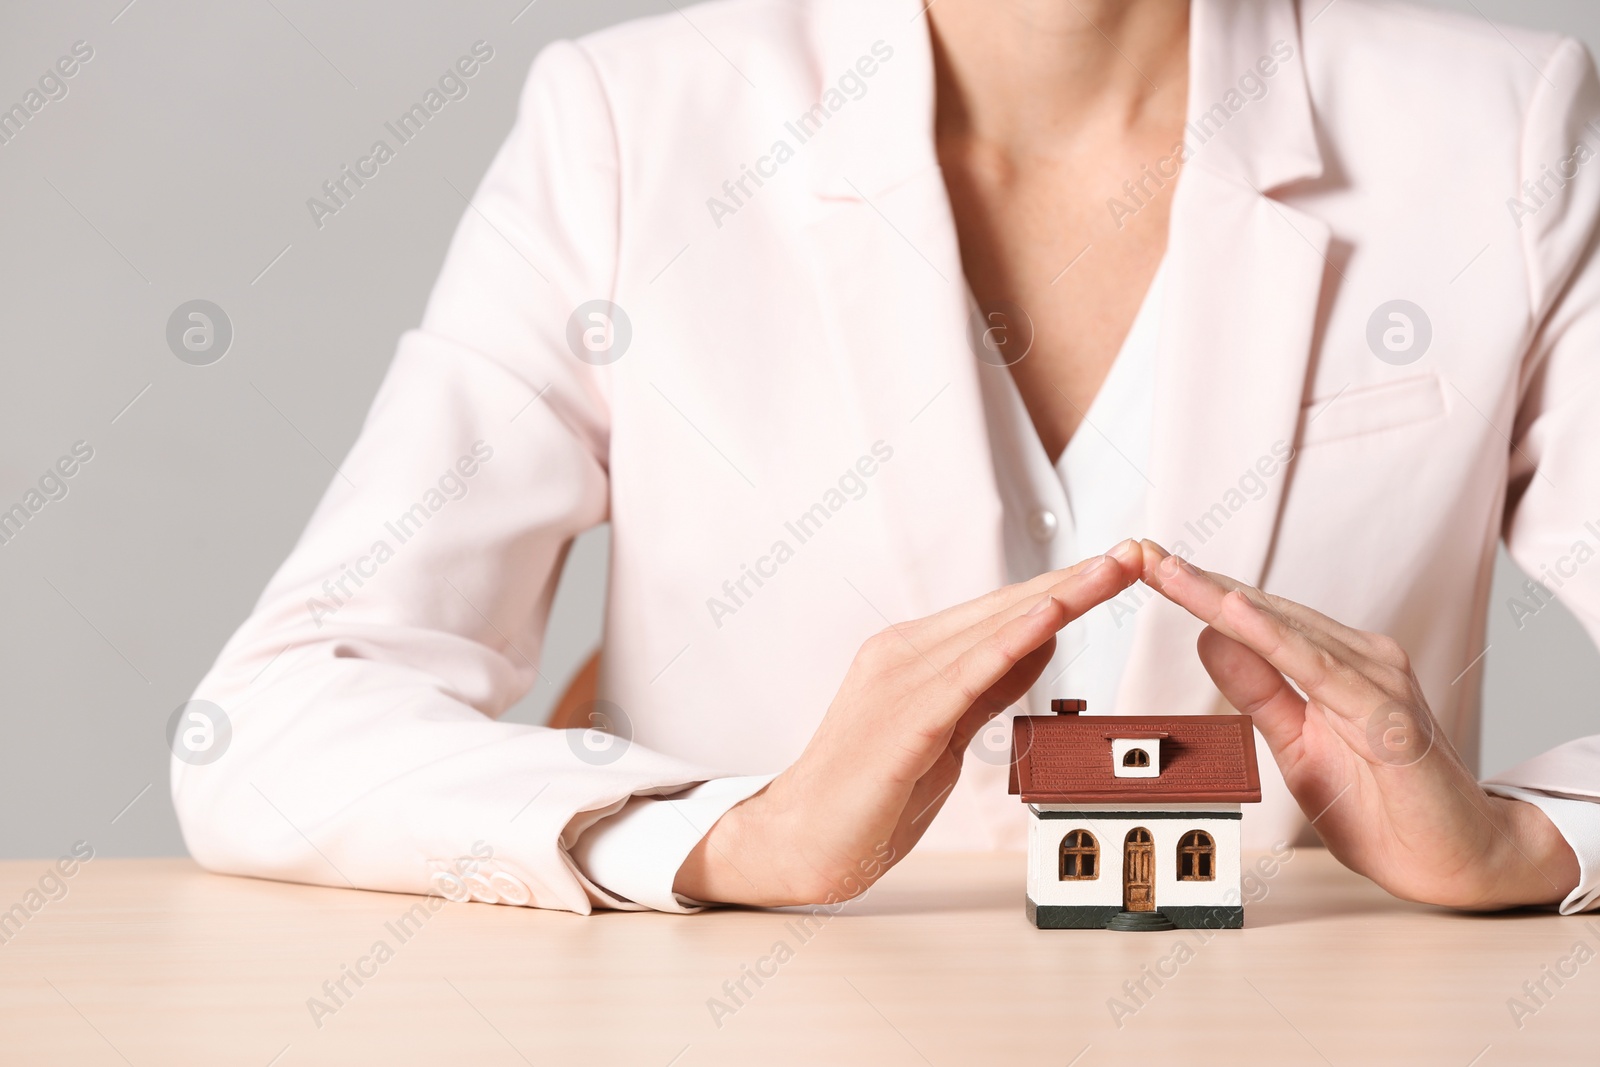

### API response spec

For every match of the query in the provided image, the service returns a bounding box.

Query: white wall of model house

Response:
[1027,803,1243,909]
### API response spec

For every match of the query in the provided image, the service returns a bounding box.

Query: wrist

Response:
[673,783,820,907]
[673,787,762,905]
[673,778,879,908]
[1478,796,1580,909]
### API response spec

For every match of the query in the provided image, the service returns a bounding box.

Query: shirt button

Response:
[490,872,532,906]
[463,872,499,904]
[1026,508,1058,542]
[430,871,471,902]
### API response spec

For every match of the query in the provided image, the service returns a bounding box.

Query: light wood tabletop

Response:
[0,848,1593,1066]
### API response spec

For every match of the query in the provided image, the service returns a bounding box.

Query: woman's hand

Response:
[673,541,1145,906]
[1138,541,1579,910]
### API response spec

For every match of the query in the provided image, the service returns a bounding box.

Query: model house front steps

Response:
[1026,899,1245,931]
[1105,910,1178,932]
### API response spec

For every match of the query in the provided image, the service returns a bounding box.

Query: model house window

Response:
[1110,736,1163,777]
[1059,829,1098,880]
[1178,830,1215,880]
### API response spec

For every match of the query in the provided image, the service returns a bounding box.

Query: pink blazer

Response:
[173,0,1600,912]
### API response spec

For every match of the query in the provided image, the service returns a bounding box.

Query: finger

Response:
[1139,542,1385,680]
[910,539,1143,645]
[883,607,1062,782]
[1140,541,1388,663]
[937,594,1074,712]
[947,638,1057,757]
[893,755,970,855]
[923,539,1142,642]
[1137,543,1303,655]
[1138,541,1253,621]
[1211,588,1391,720]
[1195,626,1306,759]
[925,549,1139,670]
[891,636,1050,850]
[1137,541,1275,625]
[1136,545,1384,711]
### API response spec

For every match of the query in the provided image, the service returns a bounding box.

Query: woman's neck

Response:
[928,0,1190,154]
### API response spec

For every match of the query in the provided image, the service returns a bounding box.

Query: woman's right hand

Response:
[672,540,1144,906]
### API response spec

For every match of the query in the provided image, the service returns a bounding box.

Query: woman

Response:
[173,0,1598,915]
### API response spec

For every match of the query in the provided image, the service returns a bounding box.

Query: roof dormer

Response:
[1108,732,1168,778]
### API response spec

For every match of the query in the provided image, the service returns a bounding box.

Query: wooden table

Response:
[0,849,1593,1065]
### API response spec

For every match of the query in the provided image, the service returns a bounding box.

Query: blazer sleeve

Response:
[170,41,734,914]
[1483,37,1600,914]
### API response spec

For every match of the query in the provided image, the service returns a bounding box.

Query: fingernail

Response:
[1084,554,1113,574]
[1157,554,1184,580]
[1111,538,1140,562]
[1027,595,1057,616]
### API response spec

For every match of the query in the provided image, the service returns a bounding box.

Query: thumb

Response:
[949,638,1057,756]
[1196,626,1307,759]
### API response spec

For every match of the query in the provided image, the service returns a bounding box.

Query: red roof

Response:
[1008,714,1261,804]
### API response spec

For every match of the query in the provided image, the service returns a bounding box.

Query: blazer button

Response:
[462,872,499,904]
[430,871,471,902]
[1026,507,1058,542]
[490,872,532,906]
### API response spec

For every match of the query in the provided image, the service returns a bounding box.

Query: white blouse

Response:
[976,262,1167,722]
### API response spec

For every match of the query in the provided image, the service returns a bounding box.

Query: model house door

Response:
[1123,828,1155,912]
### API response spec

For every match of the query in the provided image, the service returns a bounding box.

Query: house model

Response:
[1009,699,1261,931]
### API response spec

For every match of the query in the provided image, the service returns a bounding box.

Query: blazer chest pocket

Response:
[1298,373,1446,447]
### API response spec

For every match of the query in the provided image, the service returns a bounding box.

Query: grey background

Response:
[0,0,1595,860]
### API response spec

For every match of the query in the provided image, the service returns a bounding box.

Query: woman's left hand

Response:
[1139,541,1579,910]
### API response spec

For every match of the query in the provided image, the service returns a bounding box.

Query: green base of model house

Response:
[1026,898,1245,930]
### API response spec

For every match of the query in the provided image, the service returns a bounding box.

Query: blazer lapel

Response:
[796,0,1008,620]
[1118,0,1332,715]
[801,186,1008,622]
